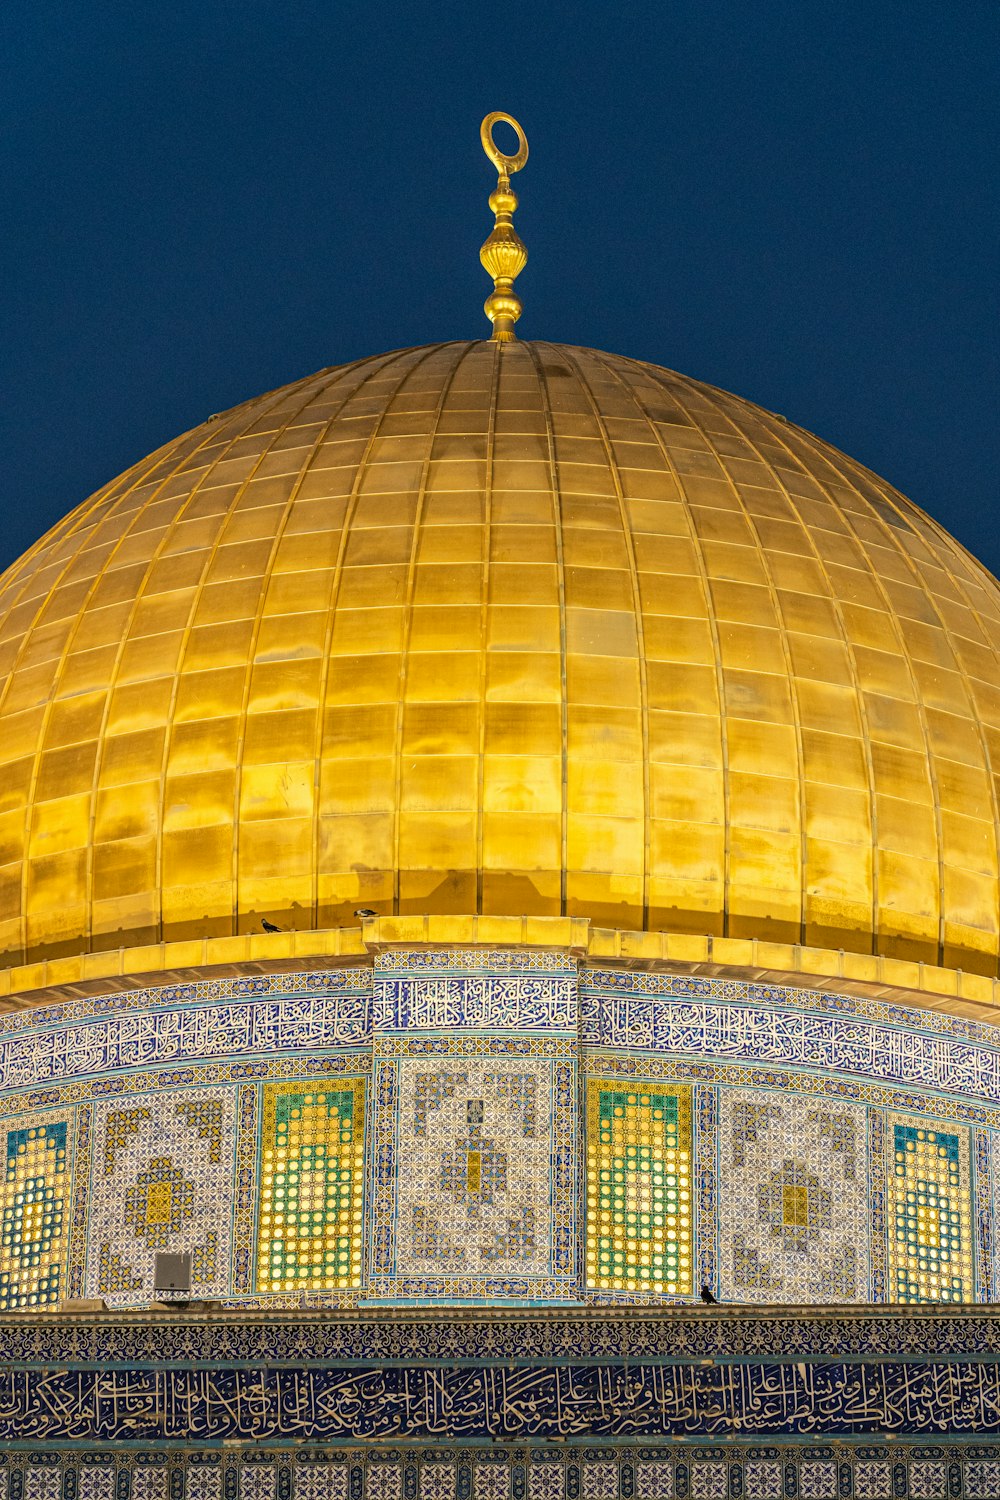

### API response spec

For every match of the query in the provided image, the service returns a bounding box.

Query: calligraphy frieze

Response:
[0,991,371,1094]
[0,968,373,1034]
[373,976,578,1032]
[373,952,577,1033]
[0,1359,997,1443]
[583,970,1000,1047]
[581,982,1000,1103]
[4,965,1000,1109]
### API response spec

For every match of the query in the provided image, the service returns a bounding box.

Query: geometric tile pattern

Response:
[888,1112,973,1303]
[991,1132,1000,1303]
[0,1109,72,1311]
[2,962,1000,1311]
[0,1452,998,1493]
[585,1080,693,1296]
[694,1085,717,1301]
[84,1090,235,1306]
[395,1057,552,1279]
[868,1109,888,1304]
[718,1088,868,1304]
[976,1129,994,1304]
[368,1033,578,1301]
[255,1079,365,1294]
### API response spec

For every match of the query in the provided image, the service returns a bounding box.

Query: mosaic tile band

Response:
[0,956,997,1309]
[2,1447,1000,1498]
[1,963,999,1101]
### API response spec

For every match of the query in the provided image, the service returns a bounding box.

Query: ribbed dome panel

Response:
[2,341,999,972]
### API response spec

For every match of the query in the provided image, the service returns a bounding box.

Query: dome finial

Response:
[479,113,529,342]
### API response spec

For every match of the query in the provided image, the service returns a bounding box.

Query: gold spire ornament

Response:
[479,112,529,341]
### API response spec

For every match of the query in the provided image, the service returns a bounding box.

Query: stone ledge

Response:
[2,918,999,1024]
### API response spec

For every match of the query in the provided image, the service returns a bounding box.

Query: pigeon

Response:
[354,908,378,918]
[261,918,281,933]
[700,1285,718,1305]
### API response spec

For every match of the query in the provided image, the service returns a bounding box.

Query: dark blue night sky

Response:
[2,1,997,574]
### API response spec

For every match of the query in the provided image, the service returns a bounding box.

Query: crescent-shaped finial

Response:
[479,113,529,342]
[481,112,529,175]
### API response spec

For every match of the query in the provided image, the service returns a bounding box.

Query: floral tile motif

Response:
[585,1080,693,1296]
[366,1465,402,1500]
[239,1469,277,1500]
[84,1088,235,1305]
[964,1460,1000,1498]
[131,1470,167,1500]
[689,1462,727,1500]
[77,1471,116,1500]
[186,1471,222,1500]
[294,1466,347,1500]
[634,1461,674,1499]
[420,1465,456,1500]
[581,1461,618,1498]
[853,1461,891,1498]
[907,1463,947,1499]
[743,1462,782,1499]
[888,1112,973,1303]
[255,1079,366,1294]
[718,1087,868,1303]
[22,1471,61,1500]
[798,1463,837,1499]
[527,1467,563,1500]
[473,1463,510,1500]
[0,1109,72,1311]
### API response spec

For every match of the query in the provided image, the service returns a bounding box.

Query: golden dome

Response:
[2,340,1000,976]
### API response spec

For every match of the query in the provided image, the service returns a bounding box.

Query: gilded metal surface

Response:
[2,340,1000,976]
[480,113,528,341]
[6,924,1000,1024]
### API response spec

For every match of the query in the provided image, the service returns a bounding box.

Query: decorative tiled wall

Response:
[0,955,999,1308]
[887,1112,973,1304]
[0,1109,73,1310]
[1,1447,999,1497]
[717,1089,868,1303]
[368,952,578,1302]
[256,1080,366,1295]
[84,1089,235,1303]
[584,1080,693,1296]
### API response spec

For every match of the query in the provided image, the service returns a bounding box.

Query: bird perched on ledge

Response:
[700,1286,718,1305]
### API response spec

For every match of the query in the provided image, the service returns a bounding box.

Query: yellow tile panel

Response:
[585,1079,693,1296]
